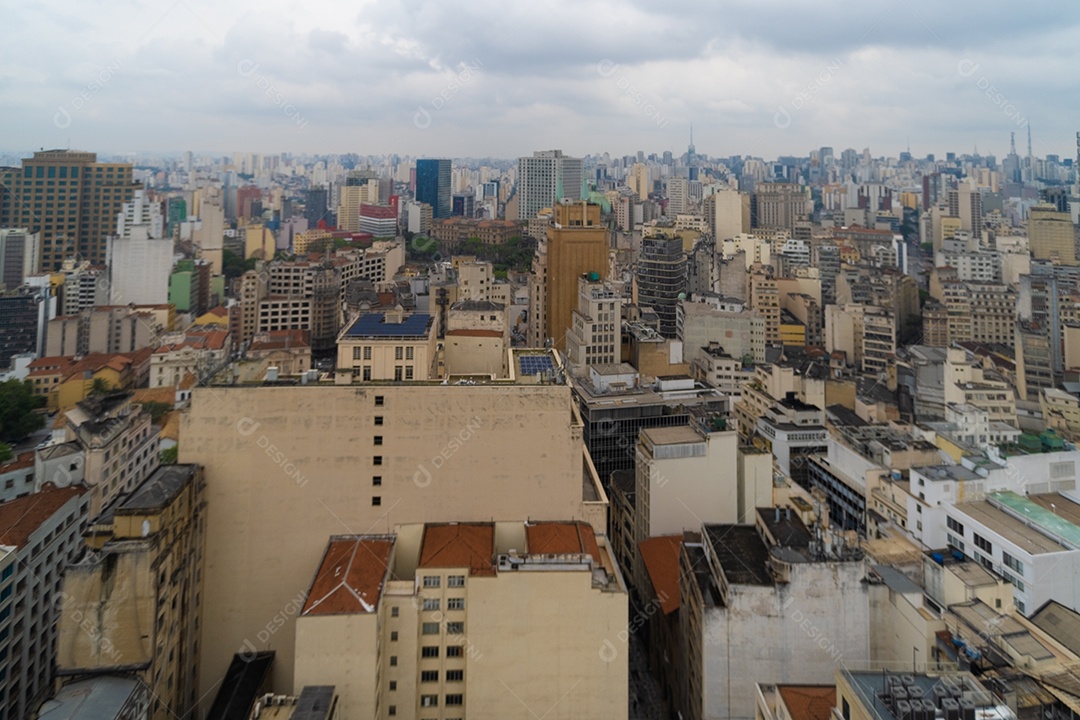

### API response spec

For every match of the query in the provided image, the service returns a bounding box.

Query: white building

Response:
[516,150,584,220]
[108,190,172,306]
[0,486,89,719]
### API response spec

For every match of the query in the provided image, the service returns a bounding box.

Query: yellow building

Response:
[294,521,627,719]
[1029,203,1076,265]
[529,201,609,351]
[57,465,205,720]
[179,381,610,707]
[335,308,439,381]
[294,228,333,254]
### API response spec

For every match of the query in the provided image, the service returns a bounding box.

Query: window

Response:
[423,576,441,588]
[447,622,464,635]
[973,533,992,553]
[389,706,396,716]
[446,646,462,658]
[363,346,372,360]
[1003,552,1023,574]
[363,366,372,381]
[406,346,414,360]
[421,695,438,708]
[390,656,397,666]
[421,646,439,658]
[373,456,383,466]
[446,694,463,706]
[842,698,851,720]
[391,631,398,641]
[947,517,964,535]
[447,598,464,610]
[422,622,440,635]
[389,681,397,690]
[374,416,384,426]
[353,347,363,360]
[372,496,381,506]
[391,607,399,618]
[421,670,439,682]
[448,575,465,587]
[405,366,414,380]
[423,598,440,611]
[375,395,384,406]
[394,366,403,381]
[395,346,404,360]
[373,476,382,486]
[374,436,383,445]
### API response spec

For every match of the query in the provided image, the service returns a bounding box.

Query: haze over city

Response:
[4,0,1080,158]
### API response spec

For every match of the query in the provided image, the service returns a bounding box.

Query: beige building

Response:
[528,201,609,351]
[338,180,381,232]
[747,266,781,345]
[150,327,231,388]
[57,464,206,720]
[336,308,439,381]
[294,521,627,719]
[179,381,609,707]
[444,300,509,377]
[565,273,623,373]
[1029,203,1076,265]
[753,182,811,231]
[46,306,162,358]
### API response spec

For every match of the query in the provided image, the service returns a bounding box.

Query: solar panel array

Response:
[345,313,433,338]
[519,355,554,375]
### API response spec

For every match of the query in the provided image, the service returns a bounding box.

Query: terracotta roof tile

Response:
[526,521,601,562]
[419,523,495,576]
[0,451,36,474]
[446,329,503,338]
[302,536,395,615]
[777,686,836,720]
[0,485,86,549]
[638,535,682,614]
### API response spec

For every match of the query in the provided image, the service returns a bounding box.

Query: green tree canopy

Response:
[0,380,45,443]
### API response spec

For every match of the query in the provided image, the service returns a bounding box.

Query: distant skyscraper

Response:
[108,190,172,306]
[1029,203,1076,266]
[516,150,585,220]
[0,229,39,290]
[416,159,451,219]
[304,188,328,226]
[0,150,137,270]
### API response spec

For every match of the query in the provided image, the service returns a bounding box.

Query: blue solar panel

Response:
[519,355,554,375]
[346,313,432,337]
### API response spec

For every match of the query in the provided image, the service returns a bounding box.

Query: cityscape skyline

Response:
[4,0,1079,159]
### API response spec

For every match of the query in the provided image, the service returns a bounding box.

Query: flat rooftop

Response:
[952,499,1070,555]
[39,676,143,720]
[704,524,773,586]
[641,425,703,446]
[987,491,1080,549]
[118,464,196,513]
[913,465,981,483]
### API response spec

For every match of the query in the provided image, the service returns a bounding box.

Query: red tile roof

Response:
[154,329,229,353]
[0,485,86,549]
[301,536,395,616]
[526,521,601,562]
[638,535,682,614]
[777,686,836,720]
[419,523,495,576]
[0,451,35,474]
[248,329,310,352]
[446,329,503,338]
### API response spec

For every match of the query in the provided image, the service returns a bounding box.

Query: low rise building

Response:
[150,327,231,388]
[335,309,438,381]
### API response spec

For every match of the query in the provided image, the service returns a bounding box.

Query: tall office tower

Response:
[1029,203,1076,265]
[1018,273,1063,378]
[0,228,39,290]
[0,290,43,367]
[566,272,623,372]
[637,236,688,338]
[303,187,329,226]
[629,162,650,199]
[946,180,983,237]
[193,195,225,275]
[416,158,452,219]
[337,179,380,232]
[0,150,137,270]
[516,150,585,220]
[752,182,811,230]
[109,190,172,305]
[528,201,608,350]
[667,177,690,216]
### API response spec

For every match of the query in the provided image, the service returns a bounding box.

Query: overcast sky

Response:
[3,0,1079,161]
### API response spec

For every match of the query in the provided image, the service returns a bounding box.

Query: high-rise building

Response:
[337,179,380,232]
[1,150,138,270]
[0,228,39,290]
[416,159,452,219]
[628,163,650,199]
[528,201,608,350]
[516,150,585,220]
[0,485,90,720]
[637,236,688,338]
[752,182,811,231]
[0,290,43,367]
[667,177,690,216]
[303,187,329,227]
[566,273,623,371]
[1029,203,1076,265]
[57,465,205,720]
[947,180,984,238]
[108,190,172,306]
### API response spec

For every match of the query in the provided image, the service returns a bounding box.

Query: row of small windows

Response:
[422,575,466,588]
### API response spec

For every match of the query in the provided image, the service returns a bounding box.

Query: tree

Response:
[89,377,113,396]
[0,442,12,464]
[140,401,172,425]
[0,379,45,443]
[160,446,178,465]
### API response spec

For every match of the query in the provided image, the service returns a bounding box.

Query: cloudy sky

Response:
[3,0,1079,161]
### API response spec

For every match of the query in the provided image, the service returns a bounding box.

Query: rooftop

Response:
[989,491,1080,550]
[952,499,1069,555]
[704,524,773,586]
[0,485,86,549]
[37,676,143,720]
[342,312,434,339]
[842,670,999,720]
[638,535,682,614]
[1030,600,1080,657]
[525,521,600,560]
[301,536,394,615]
[451,299,505,312]
[293,686,337,720]
[777,685,836,720]
[419,522,496,576]
[641,425,703,446]
[118,464,196,513]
